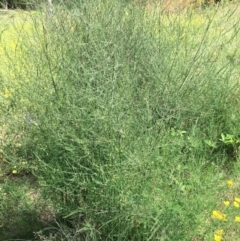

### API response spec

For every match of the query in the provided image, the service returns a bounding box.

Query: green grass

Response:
[1,1,240,240]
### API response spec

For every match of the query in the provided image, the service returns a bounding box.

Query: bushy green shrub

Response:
[1,0,240,240]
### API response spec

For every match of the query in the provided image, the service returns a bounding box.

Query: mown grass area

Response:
[1,1,240,240]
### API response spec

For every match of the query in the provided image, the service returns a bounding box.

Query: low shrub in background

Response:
[0,0,42,9]
[133,0,237,12]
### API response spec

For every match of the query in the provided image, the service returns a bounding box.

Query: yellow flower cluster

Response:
[235,216,240,223]
[214,229,224,241]
[211,180,240,240]
[235,197,240,203]
[223,197,240,208]
[234,201,240,208]
[223,201,230,206]
[211,210,226,221]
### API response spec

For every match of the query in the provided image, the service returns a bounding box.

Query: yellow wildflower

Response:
[12,170,17,174]
[234,201,239,208]
[223,201,230,206]
[214,235,222,241]
[214,229,223,241]
[211,210,226,221]
[235,216,240,222]
[227,180,233,187]
[235,197,240,203]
